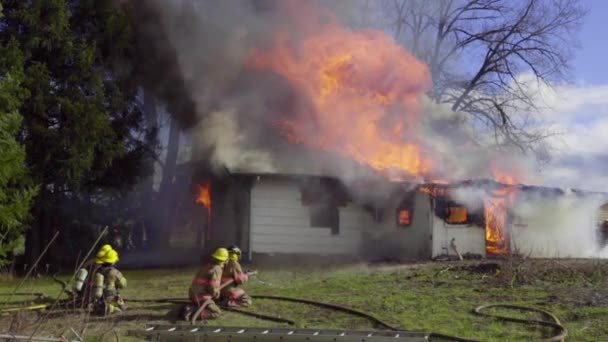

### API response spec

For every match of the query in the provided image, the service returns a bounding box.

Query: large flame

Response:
[484,190,512,256]
[196,181,212,241]
[245,2,525,256]
[485,165,520,256]
[247,3,433,177]
[420,166,521,257]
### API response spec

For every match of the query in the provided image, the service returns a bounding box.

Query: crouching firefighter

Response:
[181,248,228,321]
[92,249,128,315]
[72,244,114,301]
[220,245,252,307]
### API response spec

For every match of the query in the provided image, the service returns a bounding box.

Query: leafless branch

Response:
[375,0,585,158]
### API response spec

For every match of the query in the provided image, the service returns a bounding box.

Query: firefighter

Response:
[182,248,228,321]
[73,244,114,299]
[92,248,128,315]
[220,245,252,307]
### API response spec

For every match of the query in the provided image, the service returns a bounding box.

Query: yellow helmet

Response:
[106,249,119,264]
[228,245,241,261]
[95,250,108,264]
[99,244,113,253]
[95,248,119,264]
[211,248,229,262]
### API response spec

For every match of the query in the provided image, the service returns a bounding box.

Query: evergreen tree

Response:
[0,0,152,265]
[0,30,37,266]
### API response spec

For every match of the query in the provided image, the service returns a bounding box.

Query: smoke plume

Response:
[130,0,519,187]
[127,0,608,258]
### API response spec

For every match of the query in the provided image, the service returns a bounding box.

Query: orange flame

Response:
[245,2,527,256]
[419,184,449,198]
[484,165,520,256]
[196,181,212,240]
[247,3,433,178]
[398,209,411,226]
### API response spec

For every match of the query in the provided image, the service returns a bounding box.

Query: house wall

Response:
[210,179,251,250]
[363,191,433,259]
[430,216,486,258]
[249,177,374,255]
[246,176,513,259]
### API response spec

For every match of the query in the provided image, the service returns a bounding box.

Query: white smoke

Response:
[510,191,608,258]
[194,110,276,173]
[451,185,608,258]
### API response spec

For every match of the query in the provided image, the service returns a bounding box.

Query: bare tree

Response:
[376,0,586,159]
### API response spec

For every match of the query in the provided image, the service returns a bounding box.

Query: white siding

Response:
[364,191,433,259]
[431,219,486,258]
[250,177,374,255]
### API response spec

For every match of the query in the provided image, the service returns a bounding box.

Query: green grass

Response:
[1,260,608,341]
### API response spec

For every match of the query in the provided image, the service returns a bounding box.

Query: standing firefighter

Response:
[182,248,228,321]
[220,245,252,307]
[92,248,128,315]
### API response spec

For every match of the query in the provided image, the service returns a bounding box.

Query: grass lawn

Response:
[1,259,608,341]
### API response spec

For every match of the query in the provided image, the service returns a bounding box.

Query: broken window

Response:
[435,198,483,226]
[446,206,468,224]
[300,178,341,235]
[310,204,339,234]
[396,192,415,228]
[363,205,384,223]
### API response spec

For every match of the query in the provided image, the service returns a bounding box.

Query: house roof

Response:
[220,144,386,180]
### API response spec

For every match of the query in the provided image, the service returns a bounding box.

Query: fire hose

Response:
[1,273,568,342]
[124,295,567,341]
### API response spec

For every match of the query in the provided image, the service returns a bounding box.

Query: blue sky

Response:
[572,0,607,84]
[534,0,608,191]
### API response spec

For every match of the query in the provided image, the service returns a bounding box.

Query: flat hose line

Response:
[252,296,567,342]
[221,306,296,325]
[2,294,567,341]
[125,295,567,342]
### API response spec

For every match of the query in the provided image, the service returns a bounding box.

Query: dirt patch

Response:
[546,288,608,307]
[459,262,501,274]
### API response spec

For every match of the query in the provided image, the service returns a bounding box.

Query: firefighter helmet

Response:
[95,248,119,264]
[105,249,119,264]
[99,244,113,253]
[94,244,114,264]
[211,248,229,262]
[227,245,242,260]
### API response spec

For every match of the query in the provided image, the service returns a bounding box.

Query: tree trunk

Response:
[157,116,180,248]
[141,90,160,249]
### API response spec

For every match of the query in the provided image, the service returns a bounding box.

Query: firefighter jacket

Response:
[222,260,248,285]
[189,263,223,303]
[94,266,127,298]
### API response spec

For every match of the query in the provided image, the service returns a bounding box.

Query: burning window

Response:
[396,193,415,228]
[446,206,468,224]
[435,198,483,226]
[398,209,411,226]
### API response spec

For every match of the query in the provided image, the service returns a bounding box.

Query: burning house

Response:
[143,0,608,262]
[184,161,608,261]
